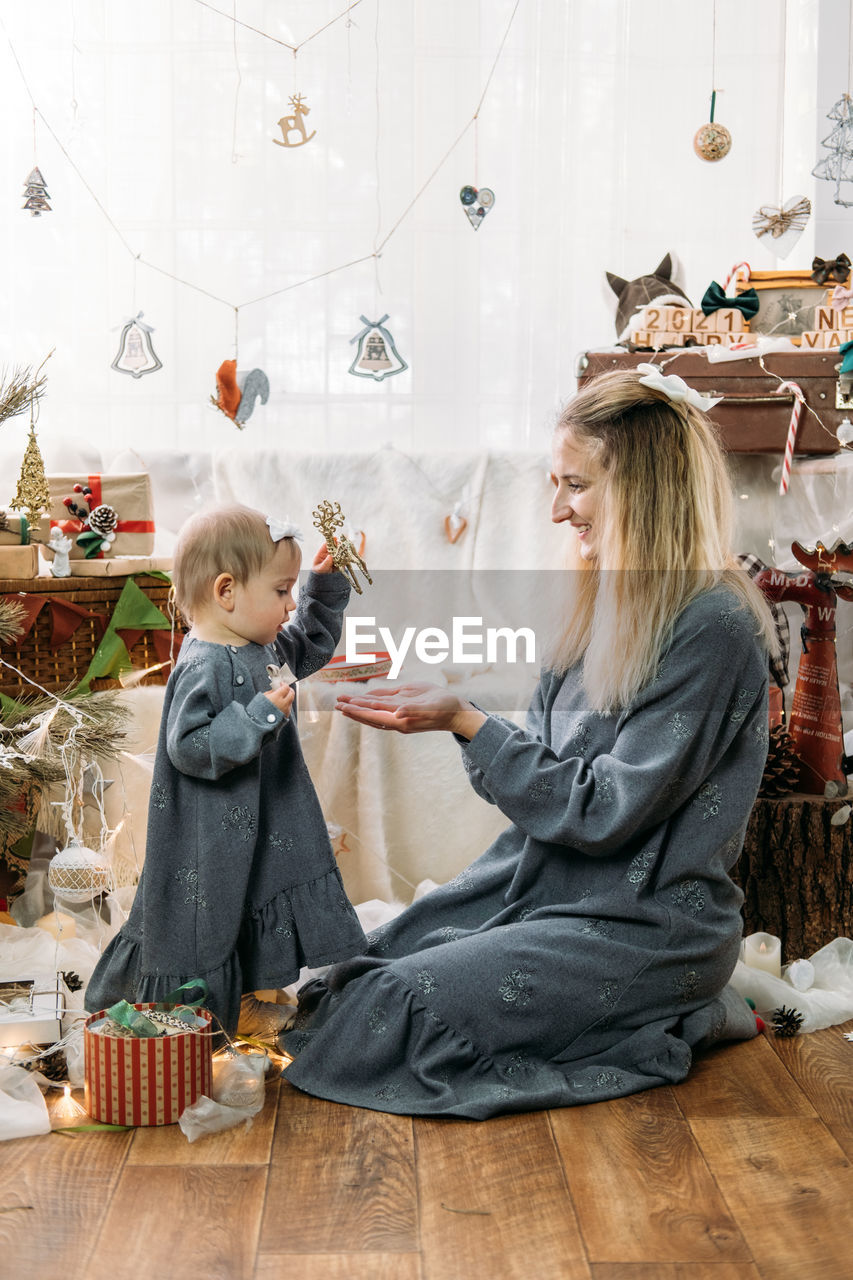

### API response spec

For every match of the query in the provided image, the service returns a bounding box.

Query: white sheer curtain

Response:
[0,0,820,463]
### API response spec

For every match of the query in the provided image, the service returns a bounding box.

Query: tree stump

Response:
[733,794,853,962]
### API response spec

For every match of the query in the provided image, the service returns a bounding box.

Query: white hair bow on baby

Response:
[266,515,304,542]
[636,363,723,412]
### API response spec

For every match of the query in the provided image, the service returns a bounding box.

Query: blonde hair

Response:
[173,504,291,619]
[547,369,779,713]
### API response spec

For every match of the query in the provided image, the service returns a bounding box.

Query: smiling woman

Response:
[278,366,783,1120]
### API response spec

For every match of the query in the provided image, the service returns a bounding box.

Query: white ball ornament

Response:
[48,841,112,903]
[836,417,853,448]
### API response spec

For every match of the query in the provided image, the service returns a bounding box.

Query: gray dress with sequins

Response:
[85,571,366,1036]
[281,584,768,1118]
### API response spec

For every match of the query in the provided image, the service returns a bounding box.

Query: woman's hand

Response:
[336,681,487,739]
[311,542,334,573]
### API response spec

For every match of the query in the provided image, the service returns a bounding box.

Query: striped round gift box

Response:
[84,1004,213,1126]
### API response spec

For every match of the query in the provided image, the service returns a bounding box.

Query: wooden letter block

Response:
[815,306,838,331]
[692,309,714,334]
[668,307,692,332]
[799,331,826,349]
[712,308,745,333]
[640,307,664,331]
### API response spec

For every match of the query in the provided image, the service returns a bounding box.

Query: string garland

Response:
[191,0,366,56]
[0,0,521,349]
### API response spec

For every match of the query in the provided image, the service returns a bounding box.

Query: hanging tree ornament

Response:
[694,91,731,161]
[21,166,51,217]
[813,94,853,208]
[273,93,317,148]
[111,312,163,378]
[348,315,408,381]
[459,185,495,230]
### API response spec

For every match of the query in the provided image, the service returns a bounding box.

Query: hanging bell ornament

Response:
[694,92,732,162]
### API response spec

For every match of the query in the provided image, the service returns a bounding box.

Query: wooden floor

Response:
[3,1022,853,1280]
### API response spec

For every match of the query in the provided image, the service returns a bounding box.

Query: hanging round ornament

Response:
[348,315,408,381]
[459,185,495,230]
[111,312,163,378]
[48,841,111,903]
[211,359,270,427]
[694,93,731,161]
[22,166,51,217]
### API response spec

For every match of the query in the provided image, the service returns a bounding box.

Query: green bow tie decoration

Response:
[701,281,760,319]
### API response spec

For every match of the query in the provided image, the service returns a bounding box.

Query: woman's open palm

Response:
[335,682,463,733]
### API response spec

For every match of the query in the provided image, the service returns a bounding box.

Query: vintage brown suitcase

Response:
[577,349,847,455]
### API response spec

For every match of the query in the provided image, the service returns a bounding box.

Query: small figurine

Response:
[47,527,73,577]
[312,500,372,595]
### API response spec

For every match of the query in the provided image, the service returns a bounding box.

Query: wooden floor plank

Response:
[416,1110,589,1280]
[551,1087,751,1264]
[255,1254,422,1280]
[259,1082,417,1254]
[688,1117,853,1275]
[674,1034,817,1119]
[127,1078,280,1166]
[87,1165,267,1280]
[0,1127,132,1275]
[591,1266,762,1280]
[765,1019,853,1128]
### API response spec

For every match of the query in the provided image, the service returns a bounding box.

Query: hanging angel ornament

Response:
[348,315,408,381]
[111,312,163,378]
[813,94,853,207]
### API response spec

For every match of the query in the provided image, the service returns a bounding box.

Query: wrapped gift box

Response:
[48,473,155,559]
[39,551,173,577]
[0,545,39,578]
[84,1004,213,1126]
[0,513,50,546]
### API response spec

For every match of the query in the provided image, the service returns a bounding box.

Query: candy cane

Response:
[775,380,805,495]
[722,260,751,293]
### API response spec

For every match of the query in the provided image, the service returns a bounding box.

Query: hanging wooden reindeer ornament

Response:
[754,540,853,795]
[312,500,372,595]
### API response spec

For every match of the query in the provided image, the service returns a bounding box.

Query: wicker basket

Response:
[0,574,186,699]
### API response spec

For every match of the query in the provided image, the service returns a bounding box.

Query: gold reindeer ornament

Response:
[312,499,372,595]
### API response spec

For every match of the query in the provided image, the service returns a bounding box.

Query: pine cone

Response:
[771,1005,804,1037]
[88,503,118,536]
[759,723,801,797]
[25,1049,69,1082]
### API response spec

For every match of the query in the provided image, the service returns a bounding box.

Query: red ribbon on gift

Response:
[51,475,155,559]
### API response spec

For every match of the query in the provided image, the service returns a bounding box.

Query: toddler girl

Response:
[85,504,366,1036]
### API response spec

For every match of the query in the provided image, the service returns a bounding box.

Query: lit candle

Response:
[742,931,782,978]
[34,910,77,939]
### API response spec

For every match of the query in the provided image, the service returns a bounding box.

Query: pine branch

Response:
[0,363,48,429]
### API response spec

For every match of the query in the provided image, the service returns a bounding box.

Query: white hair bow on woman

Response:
[636,363,723,413]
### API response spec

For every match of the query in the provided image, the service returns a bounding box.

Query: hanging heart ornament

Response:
[460,185,495,230]
[752,195,811,260]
